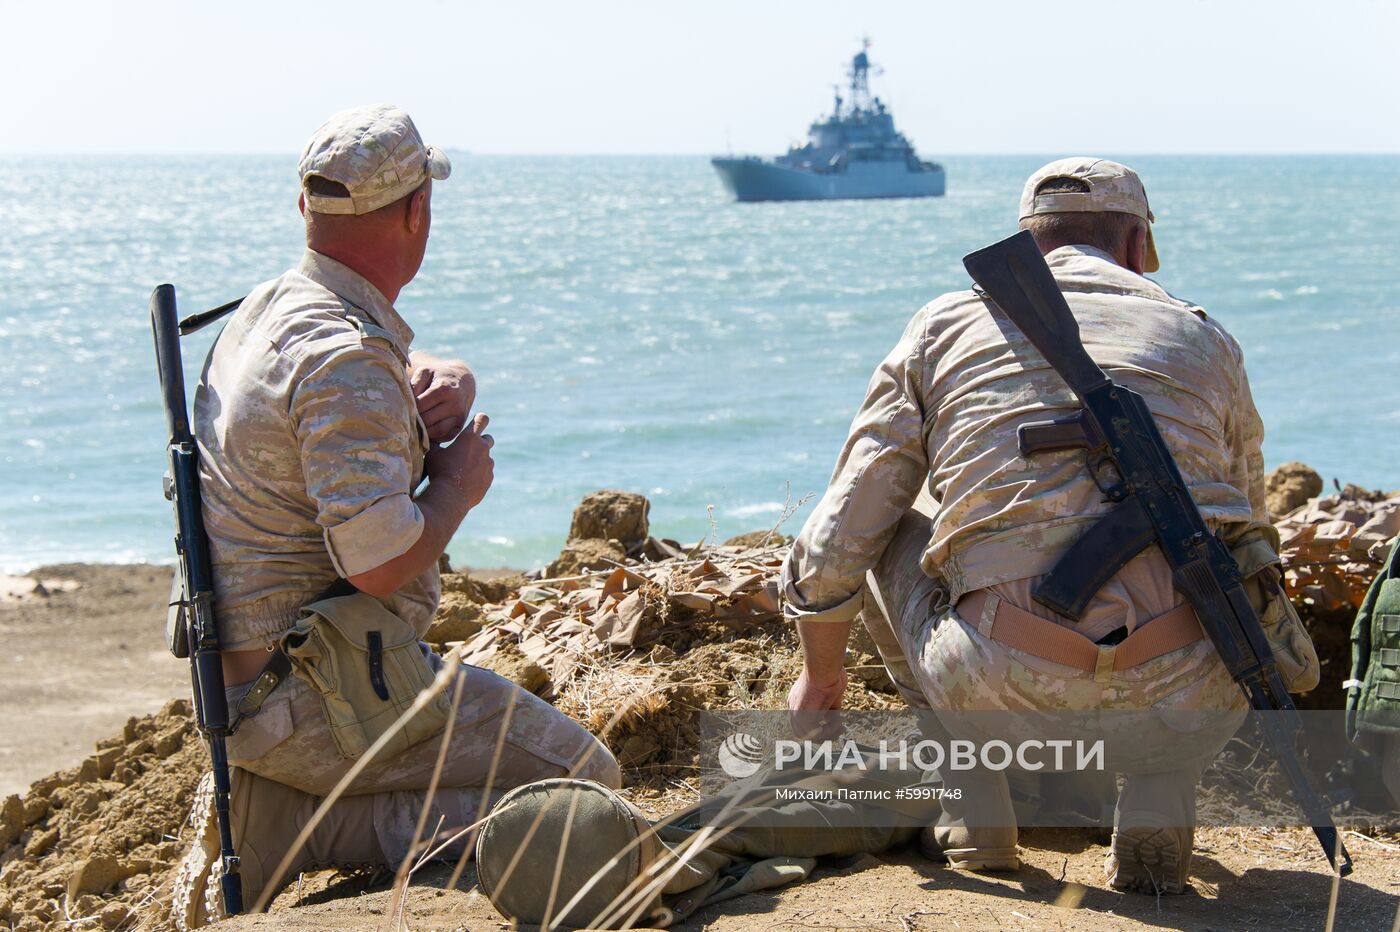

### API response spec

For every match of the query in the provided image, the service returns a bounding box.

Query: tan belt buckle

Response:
[1094,644,1117,683]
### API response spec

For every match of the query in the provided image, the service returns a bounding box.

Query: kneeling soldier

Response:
[172,104,619,927]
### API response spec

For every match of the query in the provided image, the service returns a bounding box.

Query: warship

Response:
[712,42,945,202]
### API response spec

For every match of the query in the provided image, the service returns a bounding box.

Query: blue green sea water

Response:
[1,155,1398,573]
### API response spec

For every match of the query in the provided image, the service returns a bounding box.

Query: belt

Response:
[955,589,1204,683]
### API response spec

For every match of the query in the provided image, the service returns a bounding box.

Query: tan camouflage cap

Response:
[1019,157,1160,273]
[298,104,451,215]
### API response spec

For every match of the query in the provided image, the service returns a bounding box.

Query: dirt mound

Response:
[0,700,206,931]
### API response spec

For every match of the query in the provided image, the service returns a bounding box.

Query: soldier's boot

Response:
[1106,768,1197,895]
[172,768,386,929]
[919,768,1020,871]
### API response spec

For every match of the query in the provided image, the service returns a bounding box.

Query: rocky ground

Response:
[0,474,1397,930]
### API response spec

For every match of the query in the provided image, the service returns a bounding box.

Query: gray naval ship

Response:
[712,42,945,202]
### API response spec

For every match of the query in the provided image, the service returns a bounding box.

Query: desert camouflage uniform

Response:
[783,244,1276,634]
[192,250,619,864]
[781,245,1286,828]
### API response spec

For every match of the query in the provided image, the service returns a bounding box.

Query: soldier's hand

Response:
[787,666,847,741]
[426,413,494,510]
[410,355,476,443]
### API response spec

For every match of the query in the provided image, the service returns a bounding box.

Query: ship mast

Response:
[848,38,876,111]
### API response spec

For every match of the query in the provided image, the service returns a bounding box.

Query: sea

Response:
[2,154,1398,574]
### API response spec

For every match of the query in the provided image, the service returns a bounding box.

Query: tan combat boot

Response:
[1106,768,1197,895]
[171,768,385,929]
[918,769,1020,871]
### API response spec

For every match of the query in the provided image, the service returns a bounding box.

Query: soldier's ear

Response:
[405,187,428,235]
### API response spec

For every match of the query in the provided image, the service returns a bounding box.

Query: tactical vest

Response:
[1347,535,1400,736]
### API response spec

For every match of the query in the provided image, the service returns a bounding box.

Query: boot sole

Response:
[171,772,227,930]
[1108,826,1187,895]
[918,830,1019,870]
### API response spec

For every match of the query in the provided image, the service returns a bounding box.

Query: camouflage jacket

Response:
[193,250,438,650]
[782,245,1273,625]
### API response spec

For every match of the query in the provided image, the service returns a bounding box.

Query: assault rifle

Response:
[151,284,243,915]
[962,231,1351,875]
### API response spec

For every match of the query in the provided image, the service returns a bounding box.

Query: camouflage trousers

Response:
[224,647,621,865]
[859,506,1247,825]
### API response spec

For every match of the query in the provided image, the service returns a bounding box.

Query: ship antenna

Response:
[849,36,874,111]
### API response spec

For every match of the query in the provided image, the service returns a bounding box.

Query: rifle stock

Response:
[150,285,244,915]
[962,232,1351,875]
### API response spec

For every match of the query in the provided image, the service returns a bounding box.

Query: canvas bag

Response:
[280,592,451,759]
[476,778,669,930]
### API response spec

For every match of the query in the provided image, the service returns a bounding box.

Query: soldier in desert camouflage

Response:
[172,104,619,927]
[782,157,1319,895]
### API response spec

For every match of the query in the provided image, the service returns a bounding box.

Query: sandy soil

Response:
[1,564,1396,931]
[222,827,1400,931]
[0,565,186,797]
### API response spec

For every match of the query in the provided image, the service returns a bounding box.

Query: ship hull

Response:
[711,157,945,202]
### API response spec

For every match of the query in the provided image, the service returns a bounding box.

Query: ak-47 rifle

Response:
[151,284,243,915]
[962,230,1351,875]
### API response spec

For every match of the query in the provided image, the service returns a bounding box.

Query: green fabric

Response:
[651,755,928,922]
[1349,535,1400,737]
[476,779,662,929]
[476,756,933,928]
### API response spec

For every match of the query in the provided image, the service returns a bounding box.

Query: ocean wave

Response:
[726,501,785,519]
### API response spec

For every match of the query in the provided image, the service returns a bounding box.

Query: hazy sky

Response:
[4,0,1397,155]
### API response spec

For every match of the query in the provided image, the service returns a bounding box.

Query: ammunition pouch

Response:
[279,592,451,760]
[1231,532,1319,694]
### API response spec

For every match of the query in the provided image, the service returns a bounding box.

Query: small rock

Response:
[0,796,22,848]
[567,490,650,549]
[153,725,185,757]
[66,856,148,899]
[723,529,792,549]
[79,748,123,783]
[73,893,103,916]
[547,538,626,578]
[162,698,191,719]
[425,593,485,644]
[99,902,128,930]
[21,796,48,829]
[24,826,59,859]
[618,734,661,766]
[477,643,549,695]
[1266,462,1322,517]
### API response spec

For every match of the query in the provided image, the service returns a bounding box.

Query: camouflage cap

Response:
[1019,157,1160,273]
[298,104,451,215]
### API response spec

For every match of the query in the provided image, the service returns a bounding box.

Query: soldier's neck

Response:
[307,239,407,305]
